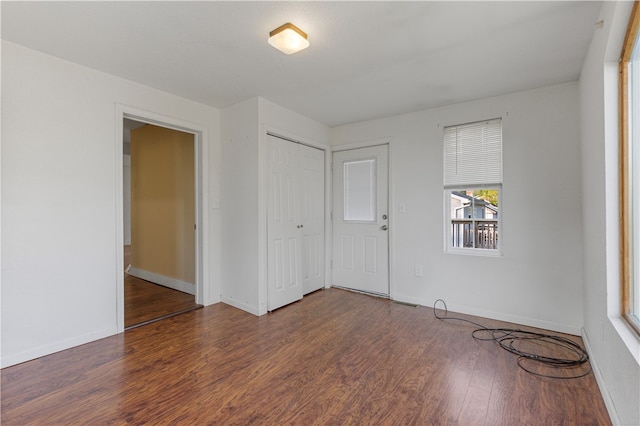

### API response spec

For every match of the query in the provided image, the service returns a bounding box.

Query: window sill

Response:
[445,247,503,258]
[610,316,640,364]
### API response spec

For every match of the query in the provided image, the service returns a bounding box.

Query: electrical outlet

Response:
[415,264,424,277]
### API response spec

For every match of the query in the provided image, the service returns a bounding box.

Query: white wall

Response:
[1,41,221,367]
[579,2,640,425]
[259,98,329,144]
[220,97,329,315]
[220,98,260,313]
[330,82,585,334]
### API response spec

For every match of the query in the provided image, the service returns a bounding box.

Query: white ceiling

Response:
[1,1,603,127]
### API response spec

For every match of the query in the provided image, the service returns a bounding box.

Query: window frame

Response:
[619,1,640,336]
[445,187,502,256]
[443,119,503,256]
[342,157,377,223]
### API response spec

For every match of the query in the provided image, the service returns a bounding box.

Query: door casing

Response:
[115,104,208,332]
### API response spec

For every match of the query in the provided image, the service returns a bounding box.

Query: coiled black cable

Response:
[433,299,592,379]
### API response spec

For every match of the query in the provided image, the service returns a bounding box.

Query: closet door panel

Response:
[300,144,325,294]
[267,135,303,310]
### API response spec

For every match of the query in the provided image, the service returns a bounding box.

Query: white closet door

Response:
[267,135,303,310]
[300,144,325,294]
[267,135,325,309]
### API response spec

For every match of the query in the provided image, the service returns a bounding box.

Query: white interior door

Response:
[300,144,325,294]
[267,135,303,310]
[332,145,389,295]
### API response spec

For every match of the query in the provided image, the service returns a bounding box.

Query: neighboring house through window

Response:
[444,119,502,254]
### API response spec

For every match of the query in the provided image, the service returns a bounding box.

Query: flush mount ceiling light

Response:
[268,23,309,55]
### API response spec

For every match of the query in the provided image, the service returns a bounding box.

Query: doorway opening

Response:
[118,112,205,330]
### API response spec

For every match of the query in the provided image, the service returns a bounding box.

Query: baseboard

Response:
[220,296,260,316]
[391,293,582,335]
[0,326,116,368]
[128,267,195,295]
[581,329,620,425]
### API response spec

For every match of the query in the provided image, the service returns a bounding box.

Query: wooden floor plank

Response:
[124,245,200,328]
[1,289,611,425]
[124,273,200,328]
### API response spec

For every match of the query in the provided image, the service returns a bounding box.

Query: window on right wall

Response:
[619,2,640,335]
[443,118,502,254]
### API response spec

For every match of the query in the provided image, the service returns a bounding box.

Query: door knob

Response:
[380,225,388,231]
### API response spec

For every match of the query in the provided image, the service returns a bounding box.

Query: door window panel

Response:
[343,159,376,222]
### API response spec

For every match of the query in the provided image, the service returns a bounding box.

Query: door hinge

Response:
[194,224,197,230]
[330,211,333,221]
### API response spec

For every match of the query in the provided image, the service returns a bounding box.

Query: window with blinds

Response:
[443,119,502,254]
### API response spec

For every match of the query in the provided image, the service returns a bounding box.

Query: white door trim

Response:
[331,137,392,152]
[115,104,209,332]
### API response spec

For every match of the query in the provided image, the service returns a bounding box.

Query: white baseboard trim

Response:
[128,267,195,295]
[221,296,260,316]
[581,329,620,426]
[0,326,116,368]
[390,293,582,335]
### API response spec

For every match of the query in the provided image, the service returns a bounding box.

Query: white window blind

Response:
[444,119,502,188]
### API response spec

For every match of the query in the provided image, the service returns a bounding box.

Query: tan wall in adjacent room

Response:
[131,125,195,285]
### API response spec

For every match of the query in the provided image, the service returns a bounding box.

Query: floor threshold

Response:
[125,305,203,330]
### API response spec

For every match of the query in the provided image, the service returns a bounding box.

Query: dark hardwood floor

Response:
[124,274,201,328]
[123,245,200,328]
[1,288,611,425]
